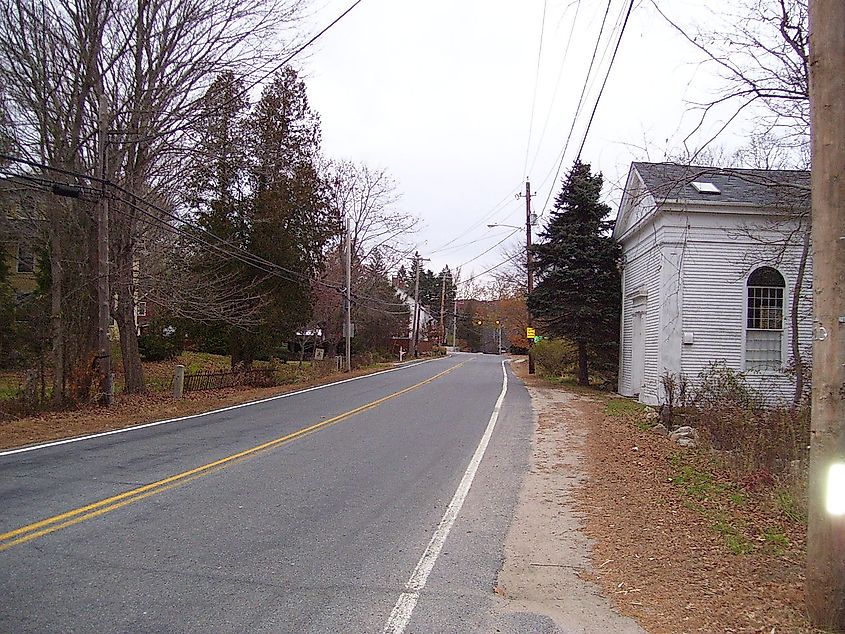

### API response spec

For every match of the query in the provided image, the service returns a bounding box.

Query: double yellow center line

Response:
[0,362,464,553]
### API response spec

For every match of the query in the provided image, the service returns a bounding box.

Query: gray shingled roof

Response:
[633,162,810,210]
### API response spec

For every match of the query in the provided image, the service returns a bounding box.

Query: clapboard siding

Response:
[681,236,746,374]
[679,223,813,404]
[619,235,662,399]
[615,163,813,407]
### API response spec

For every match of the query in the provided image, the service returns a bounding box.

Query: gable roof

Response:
[632,162,810,208]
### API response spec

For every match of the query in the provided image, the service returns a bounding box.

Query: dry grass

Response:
[511,361,820,633]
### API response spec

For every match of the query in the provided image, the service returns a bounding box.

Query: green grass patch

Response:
[762,529,790,556]
[606,397,646,417]
[671,463,718,500]
[728,490,748,506]
[0,372,22,399]
[712,517,754,555]
[774,488,805,524]
[178,351,232,374]
[725,533,754,555]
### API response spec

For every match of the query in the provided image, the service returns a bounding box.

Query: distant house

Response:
[613,162,812,405]
[394,288,435,339]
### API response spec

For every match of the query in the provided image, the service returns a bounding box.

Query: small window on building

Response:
[691,181,721,194]
[746,266,785,371]
[137,301,147,317]
[16,243,34,273]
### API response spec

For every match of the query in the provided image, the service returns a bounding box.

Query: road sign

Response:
[526,327,536,338]
[533,336,543,343]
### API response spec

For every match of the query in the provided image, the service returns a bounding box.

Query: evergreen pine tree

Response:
[527,160,621,385]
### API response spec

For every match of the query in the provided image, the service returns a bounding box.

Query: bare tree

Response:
[326,161,419,272]
[0,0,309,396]
[491,242,528,298]
[653,0,809,161]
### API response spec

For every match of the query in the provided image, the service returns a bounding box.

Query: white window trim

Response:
[742,267,789,374]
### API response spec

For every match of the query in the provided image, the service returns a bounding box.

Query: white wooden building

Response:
[613,162,812,405]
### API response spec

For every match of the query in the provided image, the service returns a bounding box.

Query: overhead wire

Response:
[128,0,367,144]
[527,0,583,176]
[533,0,616,218]
[522,0,548,179]
[455,229,520,270]
[574,0,636,161]
[424,184,521,254]
[0,153,344,292]
[428,228,515,256]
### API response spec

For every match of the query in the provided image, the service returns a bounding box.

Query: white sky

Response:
[297,0,757,283]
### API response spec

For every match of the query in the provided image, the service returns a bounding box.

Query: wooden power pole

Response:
[439,271,446,344]
[344,217,352,372]
[806,0,845,628]
[412,252,421,357]
[524,178,536,374]
[96,93,112,405]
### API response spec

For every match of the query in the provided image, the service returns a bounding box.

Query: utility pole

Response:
[412,252,421,357]
[452,296,458,348]
[344,217,352,372]
[806,1,845,628]
[522,178,536,374]
[439,271,446,344]
[411,252,431,357]
[96,92,112,405]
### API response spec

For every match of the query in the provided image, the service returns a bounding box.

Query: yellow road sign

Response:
[526,327,536,338]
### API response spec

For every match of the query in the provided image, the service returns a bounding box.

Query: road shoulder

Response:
[495,360,646,633]
[0,360,434,452]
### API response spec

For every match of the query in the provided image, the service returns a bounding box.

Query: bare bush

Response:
[660,362,808,478]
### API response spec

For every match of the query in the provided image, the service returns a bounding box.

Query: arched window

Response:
[745,266,785,370]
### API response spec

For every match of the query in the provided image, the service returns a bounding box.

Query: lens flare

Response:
[826,463,845,516]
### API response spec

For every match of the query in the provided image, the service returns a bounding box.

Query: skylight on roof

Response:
[691,181,721,194]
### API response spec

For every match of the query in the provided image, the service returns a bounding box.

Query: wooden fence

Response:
[179,367,276,393]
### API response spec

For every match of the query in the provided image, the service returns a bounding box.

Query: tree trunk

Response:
[790,227,811,406]
[230,331,254,370]
[115,228,144,393]
[49,221,64,406]
[577,340,589,386]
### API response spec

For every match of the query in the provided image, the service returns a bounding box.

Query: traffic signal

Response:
[474,319,483,326]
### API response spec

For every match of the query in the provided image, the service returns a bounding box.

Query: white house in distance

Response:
[613,162,812,405]
[394,288,435,340]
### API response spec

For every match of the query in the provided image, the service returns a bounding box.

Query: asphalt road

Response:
[0,353,559,633]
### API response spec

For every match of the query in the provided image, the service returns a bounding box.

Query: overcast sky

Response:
[296,0,758,284]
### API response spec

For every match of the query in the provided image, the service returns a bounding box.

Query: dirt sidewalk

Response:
[499,360,816,634]
[496,360,646,633]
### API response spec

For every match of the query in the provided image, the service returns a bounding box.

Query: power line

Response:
[534,0,615,218]
[0,153,343,292]
[428,229,515,255]
[425,184,521,253]
[523,0,548,178]
[130,0,367,144]
[527,0,583,176]
[460,251,523,288]
[455,229,521,269]
[575,0,636,160]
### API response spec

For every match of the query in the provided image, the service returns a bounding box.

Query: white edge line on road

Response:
[0,358,446,457]
[382,359,509,634]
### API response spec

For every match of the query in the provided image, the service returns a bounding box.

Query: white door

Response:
[631,311,645,396]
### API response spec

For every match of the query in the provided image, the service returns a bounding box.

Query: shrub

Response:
[138,320,184,361]
[532,338,577,377]
[658,363,809,478]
